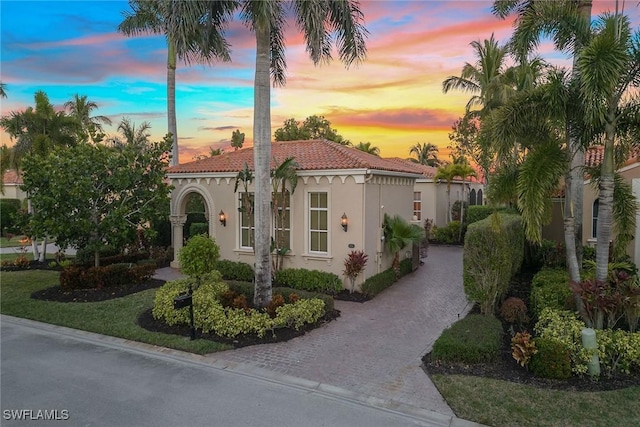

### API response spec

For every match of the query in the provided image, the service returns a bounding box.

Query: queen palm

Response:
[64,94,112,143]
[409,142,440,166]
[118,0,233,166]
[434,163,460,224]
[239,0,367,307]
[354,141,380,156]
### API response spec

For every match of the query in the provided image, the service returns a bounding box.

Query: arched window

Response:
[469,189,477,205]
[477,189,483,205]
[592,199,599,238]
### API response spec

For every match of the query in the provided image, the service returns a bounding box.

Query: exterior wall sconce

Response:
[341,213,348,232]
[219,210,226,227]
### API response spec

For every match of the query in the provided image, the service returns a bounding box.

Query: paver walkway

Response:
[156,245,470,417]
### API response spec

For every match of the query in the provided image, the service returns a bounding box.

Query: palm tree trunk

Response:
[167,38,178,166]
[446,184,451,223]
[595,121,615,284]
[253,24,272,308]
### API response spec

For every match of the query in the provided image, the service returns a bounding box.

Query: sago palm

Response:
[383,214,423,276]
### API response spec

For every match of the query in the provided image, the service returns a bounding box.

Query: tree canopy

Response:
[274,115,350,145]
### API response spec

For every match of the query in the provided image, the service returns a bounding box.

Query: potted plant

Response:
[343,250,368,294]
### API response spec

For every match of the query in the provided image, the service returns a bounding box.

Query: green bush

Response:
[431,314,502,364]
[529,337,572,380]
[534,308,591,375]
[360,259,412,297]
[596,329,640,376]
[274,268,342,295]
[431,221,462,244]
[225,282,334,313]
[0,199,21,234]
[451,200,468,222]
[530,268,573,316]
[179,235,220,279]
[466,205,518,225]
[213,259,254,282]
[189,222,208,237]
[60,262,156,290]
[75,246,120,266]
[463,214,524,315]
[152,272,326,338]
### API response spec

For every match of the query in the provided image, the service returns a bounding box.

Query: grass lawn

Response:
[432,374,640,427]
[0,251,60,264]
[0,236,28,248]
[1,270,230,354]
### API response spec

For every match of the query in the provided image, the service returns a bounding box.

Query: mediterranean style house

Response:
[166,139,424,289]
[542,146,640,265]
[0,170,26,201]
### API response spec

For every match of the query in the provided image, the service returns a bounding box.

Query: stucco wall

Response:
[1,184,27,201]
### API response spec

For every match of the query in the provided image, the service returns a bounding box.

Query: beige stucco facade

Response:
[412,179,485,228]
[167,169,418,291]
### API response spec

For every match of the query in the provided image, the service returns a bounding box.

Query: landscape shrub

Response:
[530,268,573,316]
[534,308,591,375]
[189,222,208,237]
[0,199,22,234]
[360,259,412,297]
[463,214,524,315]
[431,314,502,364]
[528,239,566,269]
[152,273,326,338]
[431,221,462,244]
[179,234,220,279]
[500,297,529,325]
[74,246,120,266]
[511,331,537,368]
[451,200,468,222]
[529,337,572,379]
[466,205,518,225]
[213,259,254,282]
[596,329,640,376]
[59,262,156,290]
[274,268,342,295]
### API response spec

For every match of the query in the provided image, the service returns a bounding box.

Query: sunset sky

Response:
[1,0,638,163]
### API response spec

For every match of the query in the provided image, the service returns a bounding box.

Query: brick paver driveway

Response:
[214,245,469,416]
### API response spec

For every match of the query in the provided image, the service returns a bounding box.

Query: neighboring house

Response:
[388,158,485,228]
[542,146,640,265]
[1,170,26,201]
[166,139,423,290]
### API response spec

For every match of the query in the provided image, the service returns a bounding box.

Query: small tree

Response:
[178,234,220,285]
[383,214,423,276]
[343,250,368,293]
[231,129,245,151]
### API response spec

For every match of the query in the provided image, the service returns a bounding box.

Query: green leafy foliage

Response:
[463,214,524,315]
[60,262,156,291]
[360,259,412,297]
[431,221,462,244]
[179,235,220,280]
[466,205,518,225]
[534,308,591,375]
[529,337,572,380]
[530,268,573,316]
[188,223,208,238]
[596,329,640,376]
[20,138,172,267]
[213,259,254,282]
[0,199,21,234]
[274,268,342,295]
[431,314,503,364]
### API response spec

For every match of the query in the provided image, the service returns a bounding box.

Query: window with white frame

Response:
[238,192,255,249]
[413,191,422,221]
[273,191,291,250]
[309,192,328,253]
[592,198,599,238]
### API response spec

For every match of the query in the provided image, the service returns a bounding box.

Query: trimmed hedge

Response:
[60,261,156,290]
[463,214,524,315]
[530,268,573,316]
[530,337,572,379]
[431,314,503,364]
[431,221,462,244]
[274,268,342,295]
[466,205,519,225]
[361,258,412,297]
[213,259,254,282]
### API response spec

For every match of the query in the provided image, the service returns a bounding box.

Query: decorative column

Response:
[170,214,187,268]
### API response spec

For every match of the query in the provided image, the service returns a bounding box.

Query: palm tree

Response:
[434,163,460,224]
[118,0,233,166]
[239,0,367,307]
[64,94,112,143]
[383,214,423,276]
[492,0,593,281]
[108,117,152,150]
[453,162,477,239]
[354,141,380,156]
[409,142,440,166]
[0,82,7,98]
[271,156,298,271]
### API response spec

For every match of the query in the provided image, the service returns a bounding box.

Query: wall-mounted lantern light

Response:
[219,210,226,227]
[341,213,348,232]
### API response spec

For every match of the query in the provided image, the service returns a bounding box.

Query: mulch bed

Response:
[422,270,640,392]
[31,279,165,303]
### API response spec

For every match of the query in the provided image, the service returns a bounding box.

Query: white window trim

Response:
[305,188,331,257]
[412,191,422,222]
[273,191,293,254]
[237,192,255,250]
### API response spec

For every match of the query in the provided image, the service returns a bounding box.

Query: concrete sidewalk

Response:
[154,245,472,421]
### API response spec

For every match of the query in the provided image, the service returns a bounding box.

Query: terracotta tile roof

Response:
[2,170,22,185]
[168,139,423,176]
[386,158,438,178]
[585,145,640,168]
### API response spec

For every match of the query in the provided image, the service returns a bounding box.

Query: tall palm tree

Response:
[118,0,233,166]
[354,141,380,156]
[434,163,460,224]
[110,117,152,148]
[492,0,593,281]
[64,94,112,143]
[240,0,367,307]
[453,162,477,239]
[409,142,440,166]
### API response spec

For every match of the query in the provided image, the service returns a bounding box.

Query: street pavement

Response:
[1,245,481,426]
